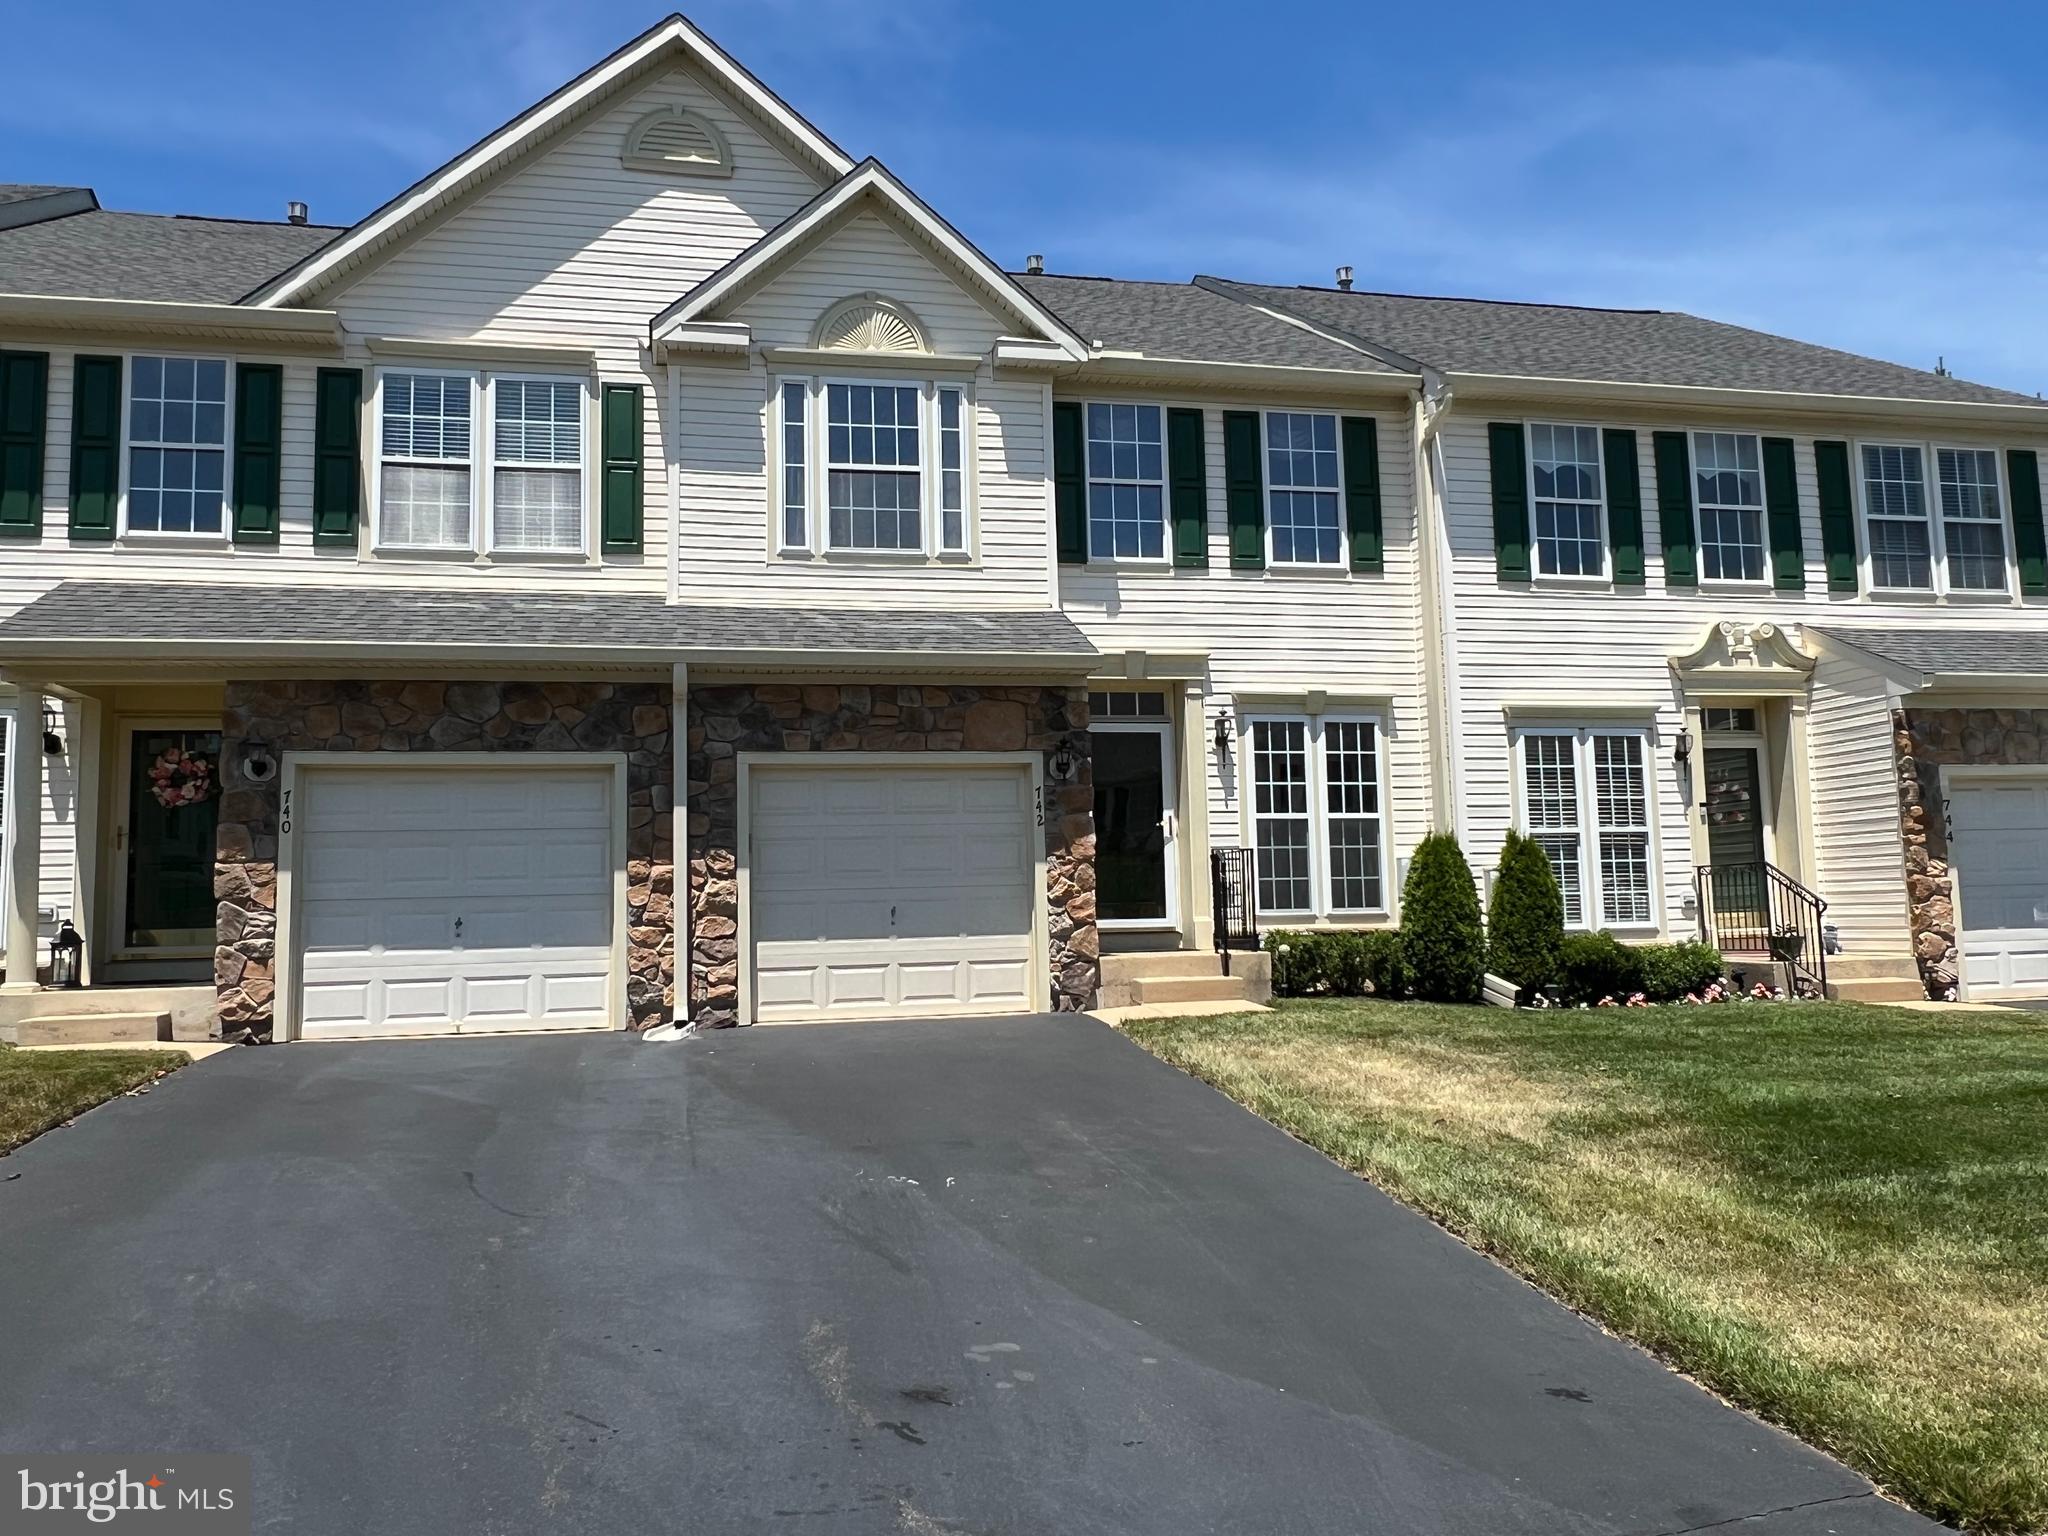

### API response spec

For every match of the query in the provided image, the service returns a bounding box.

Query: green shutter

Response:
[1166,406,1207,568]
[311,367,361,546]
[1052,400,1087,564]
[231,363,283,544]
[1814,439,1859,593]
[0,350,47,537]
[67,355,121,542]
[1487,422,1529,581]
[1222,409,1264,570]
[600,382,644,553]
[1342,415,1383,574]
[1601,428,1643,586]
[1762,436,1805,591]
[1651,430,1696,588]
[2007,449,2047,597]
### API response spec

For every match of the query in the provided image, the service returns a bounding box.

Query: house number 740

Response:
[280,787,292,835]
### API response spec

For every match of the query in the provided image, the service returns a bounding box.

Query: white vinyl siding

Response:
[1245,713,1387,919]
[1528,422,1605,579]
[1807,652,1915,954]
[1515,728,1655,932]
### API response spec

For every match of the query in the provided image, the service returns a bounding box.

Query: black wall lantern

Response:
[1214,709,1236,760]
[1673,728,1694,772]
[41,701,63,756]
[50,918,84,989]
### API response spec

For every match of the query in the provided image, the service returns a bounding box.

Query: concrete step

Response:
[1100,951,1227,982]
[16,1011,173,1046]
[1128,974,1257,1005]
[1827,978,1927,1004]
[1821,955,1923,982]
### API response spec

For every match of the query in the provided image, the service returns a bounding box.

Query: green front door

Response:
[124,727,223,950]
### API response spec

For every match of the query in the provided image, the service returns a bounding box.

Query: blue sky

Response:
[7,0,2047,392]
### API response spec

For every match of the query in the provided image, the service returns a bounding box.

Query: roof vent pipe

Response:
[1335,265,1354,291]
[1025,253,1044,275]
[286,201,309,225]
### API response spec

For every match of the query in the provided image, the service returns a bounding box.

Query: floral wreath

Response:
[147,745,215,809]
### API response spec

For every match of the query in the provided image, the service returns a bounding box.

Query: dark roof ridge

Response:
[1206,274,1665,316]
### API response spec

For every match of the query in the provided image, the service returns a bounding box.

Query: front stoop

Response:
[0,984,217,1046]
[15,1012,173,1046]
[1820,954,1927,1004]
[1099,950,1273,1009]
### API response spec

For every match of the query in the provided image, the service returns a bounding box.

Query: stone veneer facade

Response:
[686,681,1096,1027]
[1892,705,2048,999]
[215,680,675,1035]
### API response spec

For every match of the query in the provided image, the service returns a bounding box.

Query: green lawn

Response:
[0,1046,187,1154]
[1123,999,2048,1533]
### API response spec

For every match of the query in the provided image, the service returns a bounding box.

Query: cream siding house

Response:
[1,13,2044,1048]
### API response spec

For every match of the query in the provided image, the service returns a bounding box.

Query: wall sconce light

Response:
[1213,710,1235,759]
[41,701,63,756]
[240,741,279,785]
[1673,728,1694,771]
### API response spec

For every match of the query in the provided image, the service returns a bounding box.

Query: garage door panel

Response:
[1952,779,2048,999]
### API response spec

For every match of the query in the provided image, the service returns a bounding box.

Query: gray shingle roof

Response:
[1812,626,2048,679]
[0,211,341,303]
[1205,278,2042,407]
[0,184,83,205]
[0,581,1097,662]
[1015,273,1405,375]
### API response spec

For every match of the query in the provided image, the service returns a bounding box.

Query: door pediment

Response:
[1671,620,1815,698]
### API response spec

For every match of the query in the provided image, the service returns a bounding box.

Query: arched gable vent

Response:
[622,107,733,178]
[814,294,929,353]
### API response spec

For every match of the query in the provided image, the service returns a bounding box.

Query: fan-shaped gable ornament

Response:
[814,294,929,354]
[622,106,733,178]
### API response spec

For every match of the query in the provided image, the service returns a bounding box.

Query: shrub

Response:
[1399,832,1486,1003]
[1555,931,1648,1006]
[1265,928,1406,998]
[1487,830,1564,993]
[1637,941,1725,1002]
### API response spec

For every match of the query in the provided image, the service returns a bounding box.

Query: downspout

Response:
[1412,370,1463,842]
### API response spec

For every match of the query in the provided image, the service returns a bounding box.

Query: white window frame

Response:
[1524,419,1609,582]
[1854,436,2016,600]
[1261,409,1347,569]
[1080,398,1170,566]
[371,367,594,559]
[771,374,974,562]
[1240,710,1389,920]
[1512,726,1661,935]
[1688,429,1770,587]
[118,350,235,542]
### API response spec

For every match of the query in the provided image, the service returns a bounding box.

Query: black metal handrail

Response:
[1210,848,1259,977]
[1694,860,1828,996]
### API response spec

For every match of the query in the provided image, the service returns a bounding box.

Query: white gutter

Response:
[1444,370,2048,424]
[0,293,340,345]
[0,639,1099,674]
[1044,353,1418,397]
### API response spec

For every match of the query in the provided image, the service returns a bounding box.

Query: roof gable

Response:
[247,12,853,308]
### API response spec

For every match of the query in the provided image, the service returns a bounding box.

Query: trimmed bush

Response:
[1638,941,1726,1002]
[1266,928,1406,998]
[1555,931,1648,1006]
[1400,832,1486,1003]
[1487,830,1564,992]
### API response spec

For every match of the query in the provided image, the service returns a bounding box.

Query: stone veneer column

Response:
[685,682,1096,1027]
[215,680,675,1037]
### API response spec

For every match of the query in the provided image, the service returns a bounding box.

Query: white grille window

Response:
[826,382,922,551]
[1691,431,1766,583]
[127,356,228,536]
[1529,423,1604,578]
[1938,448,2007,593]
[938,385,967,553]
[1086,402,1165,561]
[1266,411,1343,564]
[491,378,583,552]
[1862,443,1932,590]
[1245,714,1386,918]
[775,376,973,558]
[778,380,808,551]
[1517,728,1659,931]
[379,371,474,549]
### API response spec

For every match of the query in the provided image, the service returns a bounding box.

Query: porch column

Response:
[1180,680,1214,950]
[672,660,689,1024]
[5,684,43,989]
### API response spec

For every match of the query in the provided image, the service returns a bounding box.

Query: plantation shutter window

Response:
[378,372,474,549]
[2007,448,2047,596]
[0,349,48,536]
[491,377,584,553]
[1519,733,1585,927]
[599,381,644,553]
[1592,733,1653,926]
[1517,728,1657,932]
[1487,421,1530,581]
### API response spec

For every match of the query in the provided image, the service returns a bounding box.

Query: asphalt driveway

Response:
[0,1014,1934,1534]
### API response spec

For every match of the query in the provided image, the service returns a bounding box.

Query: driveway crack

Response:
[1644,1490,1885,1535]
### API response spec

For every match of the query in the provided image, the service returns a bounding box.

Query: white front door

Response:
[1951,777,2048,999]
[293,764,617,1038]
[746,763,1037,1023]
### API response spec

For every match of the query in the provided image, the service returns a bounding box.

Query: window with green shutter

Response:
[311,367,362,546]
[1222,409,1263,570]
[1052,400,1086,564]
[1651,430,1697,587]
[68,355,121,542]
[1487,422,1529,581]
[1342,415,1382,573]
[2008,448,2047,597]
[1761,436,1805,591]
[0,350,47,537]
[1813,439,1859,592]
[232,363,283,544]
[1166,406,1207,568]
[600,382,643,553]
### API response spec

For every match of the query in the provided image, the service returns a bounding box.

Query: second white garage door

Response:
[747,763,1038,1023]
[292,763,618,1038]
[1951,777,2048,1000]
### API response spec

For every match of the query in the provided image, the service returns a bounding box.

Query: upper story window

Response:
[1245,712,1385,918]
[1086,403,1165,561]
[1860,440,2009,595]
[375,369,587,556]
[126,356,227,537]
[1515,727,1655,931]
[1692,431,1766,583]
[774,375,971,558]
[1266,411,1342,565]
[1528,423,1604,578]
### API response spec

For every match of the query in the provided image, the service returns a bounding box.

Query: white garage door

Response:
[748,764,1037,1023]
[293,764,617,1038]
[1952,778,2048,999]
